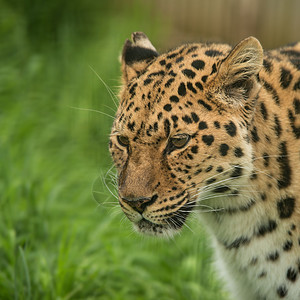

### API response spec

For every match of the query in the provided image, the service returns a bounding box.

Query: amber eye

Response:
[170,134,190,149]
[117,135,129,147]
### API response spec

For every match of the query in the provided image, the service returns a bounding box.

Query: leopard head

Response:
[109,32,263,237]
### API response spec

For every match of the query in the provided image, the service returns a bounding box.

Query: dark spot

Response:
[187,82,197,93]
[182,69,196,79]
[127,121,135,131]
[129,83,137,97]
[266,251,279,261]
[219,144,229,156]
[165,78,175,88]
[186,46,198,54]
[198,99,212,111]
[263,80,280,105]
[280,67,293,89]
[195,82,204,91]
[202,135,214,146]
[260,193,267,201]
[277,197,295,219]
[191,59,205,70]
[263,153,269,167]
[144,78,153,85]
[213,185,229,193]
[274,115,282,137]
[214,121,220,129]
[178,83,187,96]
[277,285,288,298]
[294,98,300,114]
[176,57,184,63]
[277,142,292,189]
[182,115,193,124]
[210,63,217,74]
[191,112,199,123]
[251,126,260,142]
[187,154,193,160]
[263,59,273,72]
[280,49,300,57]
[256,219,277,237]
[159,59,166,66]
[205,49,223,57]
[198,121,208,130]
[171,115,178,123]
[294,78,300,90]
[231,165,243,178]
[201,75,208,83]
[286,268,298,282]
[153,122,158,132]
[191,146,198,154]
[169,70,177,77]
[170,95,179,103]
[205,165,213,172]
[283,240,293,251]
[260,102,268,120]
[163,104,172,112]
[157,112,163,120]
[258,271,267,278]
[164,119,171,137]
[216,166,224,173]
[165,63,172,70]
[234,147,244,157]
[250,171,258,180]
[224,236,250,250]
[206,178,216,185]
[148,70,165,78]
[126,101,134,111]
[167,52,178,59]
[224,121,237,137]
[288,109,300,139]
[194,168,202,175]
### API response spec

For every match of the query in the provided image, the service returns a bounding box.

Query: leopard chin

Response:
[133,218,181,238]
[132,201,195,238]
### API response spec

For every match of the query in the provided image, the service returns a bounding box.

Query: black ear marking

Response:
[122,40,158,65]
[122,32,158,65]
[121,32,159,82]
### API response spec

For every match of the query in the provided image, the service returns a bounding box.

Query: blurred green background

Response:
[0,0,299,299]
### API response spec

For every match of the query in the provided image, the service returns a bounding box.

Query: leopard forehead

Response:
[114,43,232,136]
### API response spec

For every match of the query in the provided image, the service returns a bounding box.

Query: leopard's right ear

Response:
[121,32,158,83]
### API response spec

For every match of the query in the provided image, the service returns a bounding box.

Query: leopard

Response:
[109,31,300,300]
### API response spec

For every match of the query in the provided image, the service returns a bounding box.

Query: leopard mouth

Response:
[133,200,195,237]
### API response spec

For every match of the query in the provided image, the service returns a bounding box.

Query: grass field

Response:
[0,1,228,299]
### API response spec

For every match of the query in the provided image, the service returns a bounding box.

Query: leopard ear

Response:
[121,32,159,83]
[212,37,263,106]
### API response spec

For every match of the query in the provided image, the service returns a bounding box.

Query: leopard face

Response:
[109,32,263,237]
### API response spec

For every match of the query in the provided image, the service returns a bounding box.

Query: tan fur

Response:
[110,33,300,299]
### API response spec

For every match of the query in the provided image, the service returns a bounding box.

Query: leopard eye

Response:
[170,134,190,149]
[117,135,129,147]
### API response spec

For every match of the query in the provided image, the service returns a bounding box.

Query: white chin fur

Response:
[132,219,180,239]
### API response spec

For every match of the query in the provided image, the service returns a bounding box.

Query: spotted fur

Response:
[109,32,300,300]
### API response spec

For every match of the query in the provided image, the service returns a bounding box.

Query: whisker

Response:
[89,65,119,108]
[68,106,115,119]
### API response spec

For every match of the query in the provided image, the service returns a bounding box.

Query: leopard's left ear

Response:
[211,36,263,106]
[121,32,159,83]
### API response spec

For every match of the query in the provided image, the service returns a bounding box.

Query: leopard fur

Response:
[109,32,300,300]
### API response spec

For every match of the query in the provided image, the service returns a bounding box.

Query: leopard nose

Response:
[121,195,157,214]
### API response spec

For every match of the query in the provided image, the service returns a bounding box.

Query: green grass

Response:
[0,1,228,299]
